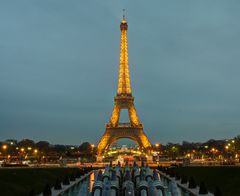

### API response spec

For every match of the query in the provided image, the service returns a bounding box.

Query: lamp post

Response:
[2,145,7,159]
[225,145,230,160]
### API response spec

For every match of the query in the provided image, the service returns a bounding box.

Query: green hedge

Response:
[0,167,81,196]
[169,166,240,196]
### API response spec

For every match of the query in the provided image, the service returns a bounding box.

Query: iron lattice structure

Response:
[97,16,151,155]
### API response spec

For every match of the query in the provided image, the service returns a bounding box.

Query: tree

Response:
[17,139,35,148]
[79,142,92,152]
[53,145,67,154]
[5,139,17,145]
[165,143,180,159]
[234,135,240,151]
[78,142,95,161]
[36,141,50,153]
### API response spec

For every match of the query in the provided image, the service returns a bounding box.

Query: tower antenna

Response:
[123,9,126,20]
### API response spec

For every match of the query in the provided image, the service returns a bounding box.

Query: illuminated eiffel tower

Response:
[97,14,151,155]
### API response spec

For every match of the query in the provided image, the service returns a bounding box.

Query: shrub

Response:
[63,175,70,185]
[199,181,208,194]
[165,168,170,175]
[181,175,188,184]
[175,172,181,180]
[54,178,62,190]
[70,173,76,181]
[188,176,197,189]
[43,183,51,196]
[214,186,222,196]
[75,170,81,178]
[169,170,175,177]
[28,189,35,196]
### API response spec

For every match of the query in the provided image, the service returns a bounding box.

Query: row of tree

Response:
[154,135,240,159]
[0,139,95,158]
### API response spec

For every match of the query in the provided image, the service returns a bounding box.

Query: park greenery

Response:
[0,139,96,163]
[162,166,240,196]
[0,167,91,196]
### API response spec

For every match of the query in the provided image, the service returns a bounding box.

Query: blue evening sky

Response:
[1,0,240,145]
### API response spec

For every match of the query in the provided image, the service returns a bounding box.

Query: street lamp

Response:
[2,145,7,158]
[2,145,7,150]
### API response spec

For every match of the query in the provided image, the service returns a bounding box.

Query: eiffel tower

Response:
[97,14,151,155]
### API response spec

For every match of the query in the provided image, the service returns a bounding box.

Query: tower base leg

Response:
[97,126,151,155]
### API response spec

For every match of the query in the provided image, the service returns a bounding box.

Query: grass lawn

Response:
[170,166,240,196]
[0,167,80,196]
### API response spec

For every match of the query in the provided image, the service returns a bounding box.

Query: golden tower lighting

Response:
[97,13,151,155]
